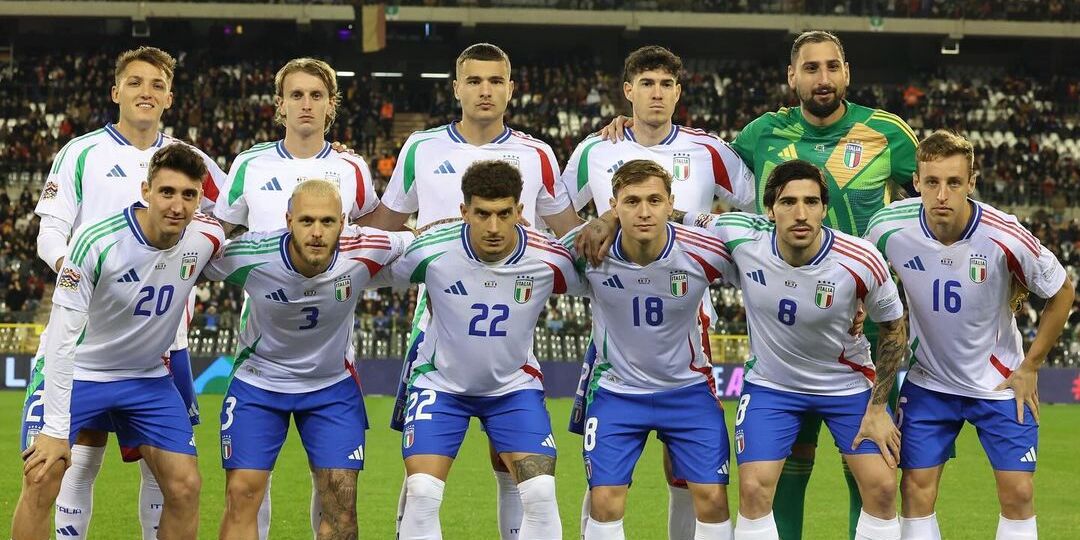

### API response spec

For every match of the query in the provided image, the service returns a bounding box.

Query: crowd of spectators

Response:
[2,48,1079,365]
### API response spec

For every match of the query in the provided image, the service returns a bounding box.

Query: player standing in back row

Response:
[865,131,1073,540]
[561,45,755,540]
[363,43,581,539]
[24,46,224,540]
[597,31,919,539]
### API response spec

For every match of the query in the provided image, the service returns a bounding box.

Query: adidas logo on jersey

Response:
[601,275,624,289]
[346,444,365,461]
[106,164,127,178]
[540,434,556,450]
[116,268,141,283]
[56,525,80,536]
[260,177,283,191]
[904,256,926,271]
[433,160,456,174]
[1019,447,1037,463]
[606,160,625,174]
[718,462,729,476]
[746,269,766,286]
[444,280,468,295]
[264,288,290,303]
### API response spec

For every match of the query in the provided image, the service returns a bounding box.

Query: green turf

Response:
[1,391,1077,538]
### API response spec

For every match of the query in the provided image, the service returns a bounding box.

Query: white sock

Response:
[900,513,941,540]
[310,471,322,538]
[400,473,445,540]
[695,519,734,540]
[257,473,271,540]
[54,444,105,538]
[396,476,409,535]
[517,475,561,540]
[668,484,696,540]
[996,515,1037,540]
[580,490,592,540]
[584,518,625,540]
[733,512,778,540]
[855,510,900,540]
[138,459,164,540]
[496,470,524,539]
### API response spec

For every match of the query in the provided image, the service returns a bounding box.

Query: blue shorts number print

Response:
[898,381,1038,472]
[65,376,195,455]
[167,347,200,426]
[401,388,555,459]
[568,340,598,436]
[734,382,882,464]
[583,382,729,487]
[220,376,369,470]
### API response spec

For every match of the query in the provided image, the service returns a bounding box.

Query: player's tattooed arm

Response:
[669,209,687,224]
[575,210,619,267]
[512,455,557,481]
[220,221,248,239]
[871,316,907,405]
[313,468,360,538]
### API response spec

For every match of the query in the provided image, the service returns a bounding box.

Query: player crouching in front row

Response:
[682,160,908,540]
[13,144,225,540]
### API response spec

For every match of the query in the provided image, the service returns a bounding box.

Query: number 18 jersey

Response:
[688,212,904,395]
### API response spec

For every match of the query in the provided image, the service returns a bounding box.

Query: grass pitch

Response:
[1,392,1077,538]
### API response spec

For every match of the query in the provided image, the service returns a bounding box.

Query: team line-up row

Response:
[12,35,1069,540]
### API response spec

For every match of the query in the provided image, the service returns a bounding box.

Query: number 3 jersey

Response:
[50,203,224,381]
[377,223,585,396]
[562,222,736,395]
[865,198,1067,400]
[202,226,413,393]
[688,212,904,395]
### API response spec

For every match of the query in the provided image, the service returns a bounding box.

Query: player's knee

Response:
[21,468,63,507]
[900,472,938,513]
[161,468,201,505]
[405,473,445,503]
[997,476,1034,513]
[691,487,730,521]
[518,475,556,506]
[737,475,774,514]
[588,488,626,522]
[225,476,266,507]
[859,476,896,511]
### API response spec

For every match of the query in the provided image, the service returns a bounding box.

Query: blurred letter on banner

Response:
[362,3,386,53]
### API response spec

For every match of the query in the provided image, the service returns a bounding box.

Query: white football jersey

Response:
[35,123,225,228]
[689,212,904,395]
[561,126,756,215]
[50,203,224,381]
[378,223,585,396]
[865,198,1067,400]
[380,122,571,229]
[203,226,412,393]
[214,140,378,232]
[563,222,735,394]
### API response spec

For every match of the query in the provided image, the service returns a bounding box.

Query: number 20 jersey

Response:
[865,198,1066,400]
[379,223,585,396]
[690,212,904,395]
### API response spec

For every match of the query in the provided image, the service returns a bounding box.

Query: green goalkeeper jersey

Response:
[732,100,918,236]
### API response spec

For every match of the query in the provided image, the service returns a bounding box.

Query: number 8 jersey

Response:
[377,223,586,396]
[688,212,904,396]
[865,198,1067,400]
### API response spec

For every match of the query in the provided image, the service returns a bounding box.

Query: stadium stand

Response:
[1,46,1078,365]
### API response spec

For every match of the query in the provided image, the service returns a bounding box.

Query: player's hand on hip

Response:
[848,301,867,336]
[576,217,616,267]
[599,116,632,142]
[22,433,71,482]
[994,363,1040,425]
[854,404,900,468]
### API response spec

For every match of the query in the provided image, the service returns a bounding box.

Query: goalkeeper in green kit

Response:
[598,30,918,539]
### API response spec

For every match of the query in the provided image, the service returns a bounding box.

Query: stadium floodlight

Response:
[373,72,404,78]
[336,71,356,77]
[421,72,450,79]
